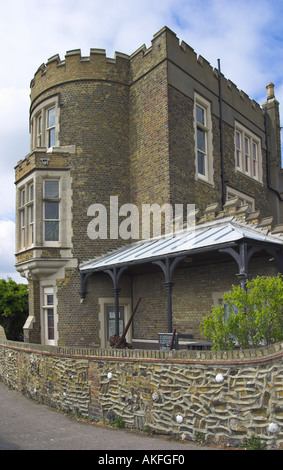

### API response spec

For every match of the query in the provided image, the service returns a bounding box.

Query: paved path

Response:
[0,382,217,451]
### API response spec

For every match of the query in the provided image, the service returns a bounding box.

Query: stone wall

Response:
[0,339,282,449]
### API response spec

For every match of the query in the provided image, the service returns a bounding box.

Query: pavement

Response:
[0,381,218,452]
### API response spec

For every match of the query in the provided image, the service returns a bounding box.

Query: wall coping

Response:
[1,340,283,366]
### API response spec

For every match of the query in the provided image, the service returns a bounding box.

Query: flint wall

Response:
[0,337,282,449]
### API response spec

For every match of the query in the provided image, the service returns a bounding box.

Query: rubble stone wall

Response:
[0,339,282,449]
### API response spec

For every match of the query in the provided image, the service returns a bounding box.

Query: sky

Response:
[1,0,283,283]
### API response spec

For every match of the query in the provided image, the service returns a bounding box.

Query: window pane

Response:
[197,128,206,152]
[252,142,257,160]
[29,224,34,245]
[38,116,42,134]
[47,308,54,340]
[244,137,249,155]
[45,202,59,220]
[29,184,34,201]
[29,205,34,223]
[21,189,25,206]
[236,131,241,149]
[196,105,205,125]
[245,155,249,172]
[198,151,205,175]
[21,228,25,249]
[44,180,59,198]
[21,209,25,227]
[45,221,59,241]
[48,127,55,147]
[47,107,55,128]
[236,150,241,168]
[106,306,124,340]
[47,294,54,305]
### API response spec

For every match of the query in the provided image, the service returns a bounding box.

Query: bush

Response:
[241,434,267,450]
[200,275,283,350]
[0,278,28,340]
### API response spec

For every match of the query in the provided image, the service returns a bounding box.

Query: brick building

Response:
[15,27,283,348]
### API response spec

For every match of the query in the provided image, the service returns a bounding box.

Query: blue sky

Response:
[1,0,283,283]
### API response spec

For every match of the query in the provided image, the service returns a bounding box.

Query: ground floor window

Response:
[42,286,57,345]
[106,305,124,340]
[98,298,131,348]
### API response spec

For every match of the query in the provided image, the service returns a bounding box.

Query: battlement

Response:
[30,48,131,102]
[30,26,267,122]
[130,26,264,121]
[15,148,73,183]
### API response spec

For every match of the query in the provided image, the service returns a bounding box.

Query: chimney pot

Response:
[266,82,275,100]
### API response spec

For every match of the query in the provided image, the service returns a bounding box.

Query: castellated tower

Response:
[15,49,133,345]
[15,27,283,348]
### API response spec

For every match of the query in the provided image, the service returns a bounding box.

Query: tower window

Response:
[30,96,59,150]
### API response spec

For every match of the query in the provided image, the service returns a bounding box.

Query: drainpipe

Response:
[264,105,283,201]
[218,59,226,207]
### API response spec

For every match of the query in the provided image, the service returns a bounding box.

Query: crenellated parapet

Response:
[15,148,73,182]
[31,26,266,124]
[30,48,131,102]
[129,26,264,124]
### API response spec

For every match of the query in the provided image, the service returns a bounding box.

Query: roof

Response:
[80,216,283,273]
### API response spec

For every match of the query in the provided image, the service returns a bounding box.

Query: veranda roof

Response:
[80,216,283,273]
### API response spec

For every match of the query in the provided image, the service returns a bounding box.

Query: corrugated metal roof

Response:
[80,217,283,272]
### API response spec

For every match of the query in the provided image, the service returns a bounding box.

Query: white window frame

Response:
[235,122,262,182]
[18,180,35,251]
[194,93,214,185]
[16,171,72,253]
[43,179,60,246]
[98,298,132,348]
[30,96,60,151]
[41,285,58,346]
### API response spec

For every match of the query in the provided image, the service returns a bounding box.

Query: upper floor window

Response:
[19,181,34,250]
[235,122,262,182]
[16,171,71,254]
[194,93,214,185]
[30,96,59,151]
[43,180,60,243]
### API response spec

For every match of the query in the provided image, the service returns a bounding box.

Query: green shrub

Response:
[0,278,28,340]
[241,434,267,450]
[200,275,283,350]
[109,415,125,429]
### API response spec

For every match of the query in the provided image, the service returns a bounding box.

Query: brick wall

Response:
[0,339,282,449]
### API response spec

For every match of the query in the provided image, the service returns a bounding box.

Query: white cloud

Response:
[0,88,29,133]
[0,220,24,283]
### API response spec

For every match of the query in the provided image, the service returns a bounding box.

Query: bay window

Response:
[18,181,34,250]
[44,180,60,243]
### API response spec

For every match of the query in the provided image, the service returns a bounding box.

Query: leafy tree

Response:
[200,275,283,350]
[0,278,28,340]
